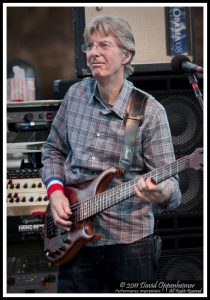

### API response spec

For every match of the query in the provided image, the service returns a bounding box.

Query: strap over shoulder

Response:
[120,89,148,174]
[123,88,148,126]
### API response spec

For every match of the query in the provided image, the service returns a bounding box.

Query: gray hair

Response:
[83,14,136,77]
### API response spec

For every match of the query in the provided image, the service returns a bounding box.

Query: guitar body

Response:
[44,167,120,265]
[44,212,95,265]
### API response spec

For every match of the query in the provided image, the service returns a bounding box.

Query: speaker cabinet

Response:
[154,90,203,215]
[154,91,203,216]
[177,169,203,213]
[154,91,203,156]
[151,83,204,284]
[157,249,203,282]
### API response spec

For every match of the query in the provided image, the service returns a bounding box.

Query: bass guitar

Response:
[44,148,203,265]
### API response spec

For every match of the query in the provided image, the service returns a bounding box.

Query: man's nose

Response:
[89,43,100,55]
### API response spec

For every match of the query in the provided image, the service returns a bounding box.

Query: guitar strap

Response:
[119,88,148,174]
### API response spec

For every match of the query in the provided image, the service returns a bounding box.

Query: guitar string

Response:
[69,155,189,214]
[69,157,189,222]
[68,156,191,223]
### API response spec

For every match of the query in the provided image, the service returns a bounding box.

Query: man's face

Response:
[86,31,128,80]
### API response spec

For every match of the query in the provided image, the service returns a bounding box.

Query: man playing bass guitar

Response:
[40,14,182,293]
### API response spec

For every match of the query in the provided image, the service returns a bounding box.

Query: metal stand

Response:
[187,73,203,110]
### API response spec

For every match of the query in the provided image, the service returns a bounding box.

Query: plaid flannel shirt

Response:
[40,77,181,246]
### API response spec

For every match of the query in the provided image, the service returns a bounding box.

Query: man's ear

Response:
[122,51,132,64]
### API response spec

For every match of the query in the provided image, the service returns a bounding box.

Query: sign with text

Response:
[166,7,191,56]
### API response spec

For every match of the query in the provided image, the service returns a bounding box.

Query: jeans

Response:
[57,234,158,293]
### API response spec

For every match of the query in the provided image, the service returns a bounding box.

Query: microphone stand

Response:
[187,72,203,110]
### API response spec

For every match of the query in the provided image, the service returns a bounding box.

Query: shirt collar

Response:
[90,79,134,119]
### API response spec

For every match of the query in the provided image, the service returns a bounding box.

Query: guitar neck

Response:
[73,155,189,222]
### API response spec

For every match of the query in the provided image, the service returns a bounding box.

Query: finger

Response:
[133,185,150,201]
[62,201,72,216]
[146,177,163,194]
[138,177,148,192]
[53,208,72,223]
[146,177,156,189]
[135,179,161,201]
[52,201,71,220]
[134,185,142,197]
[53,210,72,231]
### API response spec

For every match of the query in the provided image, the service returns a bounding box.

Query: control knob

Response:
[24,113,34,122]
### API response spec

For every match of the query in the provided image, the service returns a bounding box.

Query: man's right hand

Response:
[49,190,72,231]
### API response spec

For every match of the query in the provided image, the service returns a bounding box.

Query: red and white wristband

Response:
[46,180,64,199]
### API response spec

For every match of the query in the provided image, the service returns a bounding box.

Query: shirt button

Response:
[91,156,96,160]
[96,133,100,137]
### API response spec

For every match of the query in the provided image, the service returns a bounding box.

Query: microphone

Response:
[171,55,203,74]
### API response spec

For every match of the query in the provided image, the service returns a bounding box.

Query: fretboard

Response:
[72,155,190,223]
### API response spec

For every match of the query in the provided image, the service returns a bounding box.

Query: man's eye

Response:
[100,43,110,48]
[87,44,93,50]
